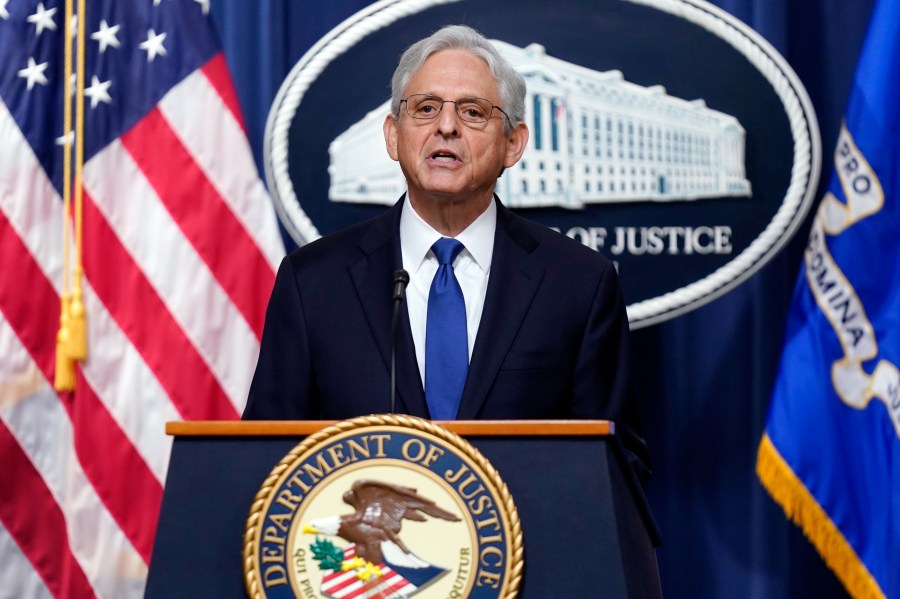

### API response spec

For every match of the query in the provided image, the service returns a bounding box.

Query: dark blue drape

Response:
[210,1,876,597]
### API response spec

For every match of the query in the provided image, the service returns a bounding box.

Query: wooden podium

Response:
[145,420,660,598]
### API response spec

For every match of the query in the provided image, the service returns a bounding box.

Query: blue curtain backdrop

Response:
[210,1,876,597]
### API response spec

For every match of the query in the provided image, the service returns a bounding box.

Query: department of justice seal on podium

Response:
[243,415,523,599]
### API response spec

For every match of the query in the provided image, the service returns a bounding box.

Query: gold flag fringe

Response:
[756,434,885,599]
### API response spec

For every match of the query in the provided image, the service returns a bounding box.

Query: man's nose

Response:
[435,101,460,136]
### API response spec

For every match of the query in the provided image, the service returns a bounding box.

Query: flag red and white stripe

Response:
[0,2,284,596]
[320,545,419,599]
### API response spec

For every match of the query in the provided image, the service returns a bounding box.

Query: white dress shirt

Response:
[400,199,496,385]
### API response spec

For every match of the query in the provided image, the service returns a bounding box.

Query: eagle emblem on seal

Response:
[303,479,462,598]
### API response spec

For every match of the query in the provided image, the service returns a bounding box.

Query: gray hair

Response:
[390,25,526,133]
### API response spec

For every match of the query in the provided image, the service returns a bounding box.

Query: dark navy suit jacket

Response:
[243,196,649,474]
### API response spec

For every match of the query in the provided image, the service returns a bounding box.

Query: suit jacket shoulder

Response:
[243,200,408,420]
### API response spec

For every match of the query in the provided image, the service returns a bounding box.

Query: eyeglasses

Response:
[399,94,510,127]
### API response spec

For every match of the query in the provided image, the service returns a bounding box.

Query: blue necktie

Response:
[425,238,468,420]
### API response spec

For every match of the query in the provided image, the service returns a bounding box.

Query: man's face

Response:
[383,49,528,212]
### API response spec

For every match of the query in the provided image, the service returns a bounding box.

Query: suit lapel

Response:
[348,199,429,418]
[456,200,545,419]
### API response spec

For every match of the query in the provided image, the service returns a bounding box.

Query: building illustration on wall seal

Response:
[327,40,752,209]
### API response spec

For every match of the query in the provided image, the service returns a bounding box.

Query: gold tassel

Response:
[66,267,88,360]
[54,0,89,380]
[54,295,76,391]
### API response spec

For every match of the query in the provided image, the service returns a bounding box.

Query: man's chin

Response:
[409,181,466,202]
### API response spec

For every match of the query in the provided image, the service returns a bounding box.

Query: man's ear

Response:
[383,114,400,161]
[503,122,529,168]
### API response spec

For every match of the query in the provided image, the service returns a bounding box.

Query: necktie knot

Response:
[432,238,465,266]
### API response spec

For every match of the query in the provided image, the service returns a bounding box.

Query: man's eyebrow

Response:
[412,92,485,99]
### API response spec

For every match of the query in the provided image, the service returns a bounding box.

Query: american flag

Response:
[0,0,284,596]
[320,545,419,599]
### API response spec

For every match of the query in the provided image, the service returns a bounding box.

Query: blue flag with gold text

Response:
[757,0,900,596]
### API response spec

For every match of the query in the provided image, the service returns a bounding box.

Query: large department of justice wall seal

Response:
[264,0,821,328]
[243,416,523,599]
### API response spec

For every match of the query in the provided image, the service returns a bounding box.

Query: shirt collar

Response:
[400,196,496,274]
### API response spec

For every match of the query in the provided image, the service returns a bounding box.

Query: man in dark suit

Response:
[243,25,649,475]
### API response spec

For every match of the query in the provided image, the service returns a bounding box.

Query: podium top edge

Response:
[166,420,613,437]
